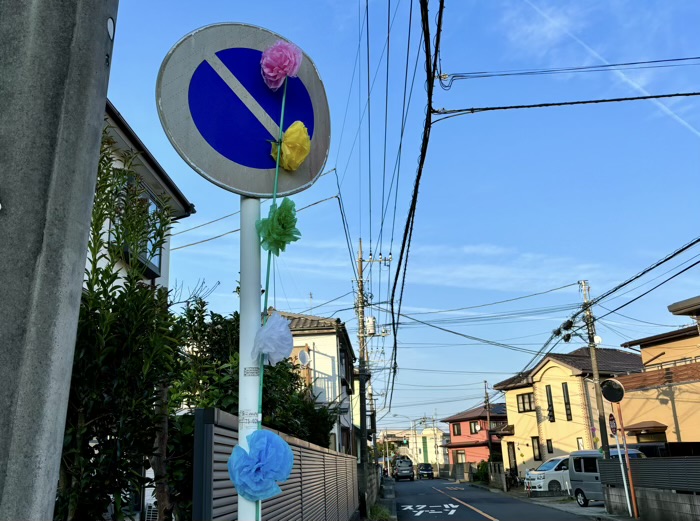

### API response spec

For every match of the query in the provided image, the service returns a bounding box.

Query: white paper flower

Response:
[252,312,293,366]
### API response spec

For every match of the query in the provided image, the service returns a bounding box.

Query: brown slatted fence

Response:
[194,408,360,521]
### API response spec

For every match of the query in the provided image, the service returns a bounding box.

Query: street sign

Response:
[156,23,331,197]
[601,378,626,403]
[609,413,617,436]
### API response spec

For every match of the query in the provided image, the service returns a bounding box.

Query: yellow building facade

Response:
[495,347,642,477]
[617,325,700,445]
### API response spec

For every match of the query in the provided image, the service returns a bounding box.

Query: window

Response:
[546,439,553,453]
[517,392,535,412]
[469,421,480,435]
[531,437,541,461]
[572,457,598,473]
[562,382,573,421]
[577,437,584,450]
[452,423,462,436]
[545,385,555,422]
[455,450,466,463]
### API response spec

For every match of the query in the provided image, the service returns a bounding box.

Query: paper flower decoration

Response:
[261,40,302,91]
[252,312,293,366]
[256,197,301,256]
[271,121,311,172]
[228,430,294,502]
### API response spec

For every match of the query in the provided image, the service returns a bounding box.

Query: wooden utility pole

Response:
[484,381,493,459]
[580,280,610,458]
[357,239,369,517]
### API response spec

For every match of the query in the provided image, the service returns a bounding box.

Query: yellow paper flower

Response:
[271,121,311,171]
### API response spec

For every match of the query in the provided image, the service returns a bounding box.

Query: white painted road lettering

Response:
[401,504,458,516]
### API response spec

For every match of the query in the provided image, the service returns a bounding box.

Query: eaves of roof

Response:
[106,99,195,219]
[620,325,698,350]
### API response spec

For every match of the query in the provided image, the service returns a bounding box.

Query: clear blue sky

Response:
[108,0,700,431]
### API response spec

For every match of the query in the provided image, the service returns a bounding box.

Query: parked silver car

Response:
[568,449,645,507]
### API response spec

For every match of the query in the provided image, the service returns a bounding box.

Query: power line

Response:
[172,169,337,237]
[433,91,700,123]
[296,291,354,315]
[365,0,373,256]
[407,283,578,315]
[595,257,700,322]
[172,209,240,236]
[597,306,683,328]
[387,0,445,413]
[439,55,700,89]
[171,196,337,251]
[592,234,700,305]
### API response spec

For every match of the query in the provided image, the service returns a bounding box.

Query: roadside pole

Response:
[617,404,639,518]
[238,197,262,521]
[580,280,610,458]
[356,239,369,518]
[610,414,633,517]
[0,2,119,519]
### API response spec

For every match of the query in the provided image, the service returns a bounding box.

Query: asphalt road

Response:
[394,479,589,521]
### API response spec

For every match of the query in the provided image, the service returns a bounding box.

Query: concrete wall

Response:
[605,486,700,521]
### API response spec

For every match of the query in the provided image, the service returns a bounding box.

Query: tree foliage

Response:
[55,130,177,521]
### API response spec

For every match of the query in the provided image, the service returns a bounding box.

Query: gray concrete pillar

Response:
[0,1,119,519]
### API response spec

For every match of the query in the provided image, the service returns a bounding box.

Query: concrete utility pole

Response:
[484,381,493,459]
[580,280,610,458]
[356,239,369,518]
[0,2,119,519]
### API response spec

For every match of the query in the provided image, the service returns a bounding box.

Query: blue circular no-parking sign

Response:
[157,24,330,198]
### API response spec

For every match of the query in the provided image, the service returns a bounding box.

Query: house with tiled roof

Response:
[276,310,357,456]
[440,403,507,466]
[494,347,642,479]
[612,296,700,446]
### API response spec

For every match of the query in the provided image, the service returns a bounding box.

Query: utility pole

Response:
[484,381,493,460]
[356,239,369,518]
[432,416,440,476]
[580,280,610,458]
[0,2,119,519]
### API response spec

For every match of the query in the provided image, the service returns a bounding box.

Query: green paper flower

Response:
[256,197,301,256]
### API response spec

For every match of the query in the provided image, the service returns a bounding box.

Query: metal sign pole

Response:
[238,196,262,520]
[614,430,632,517]
[617,403,639,518]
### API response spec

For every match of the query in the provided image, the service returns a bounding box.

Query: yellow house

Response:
[495,347,643,479]
[617,324,700,445]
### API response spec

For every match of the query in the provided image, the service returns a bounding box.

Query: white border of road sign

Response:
[156,23,331,198]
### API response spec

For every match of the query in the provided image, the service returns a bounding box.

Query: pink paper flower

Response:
[261,41,302,91]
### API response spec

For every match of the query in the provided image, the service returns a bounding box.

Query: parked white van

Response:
[568,449,645,507]
[525,455,570,493]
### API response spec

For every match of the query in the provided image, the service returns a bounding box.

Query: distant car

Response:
[393,459,414,481]
[417,463,434,480]
[525,456,569,493]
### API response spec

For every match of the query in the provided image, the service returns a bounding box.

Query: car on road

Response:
[417,463,434,479]
[393,459,415,481]
[525,455,570,493]
[569,448,646,507]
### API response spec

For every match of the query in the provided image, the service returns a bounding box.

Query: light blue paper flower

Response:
[228,430,294,502]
